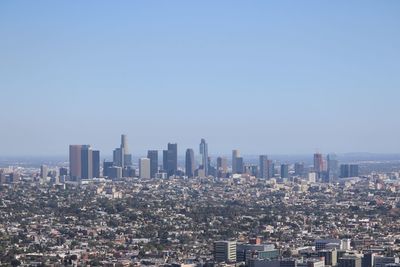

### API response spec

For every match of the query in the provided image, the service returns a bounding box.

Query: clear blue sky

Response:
[0,1,399,156]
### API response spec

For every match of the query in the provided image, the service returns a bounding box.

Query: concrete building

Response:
[214,241,237,263]
[139,158,151,179]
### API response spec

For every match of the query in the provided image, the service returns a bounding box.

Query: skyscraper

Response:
[327,154,339,181]
[281,164,289,178]
[294,162,305,176]
[40,165,48,180]
[259,155,268,178]
[235,157,244,174]
[199,138,209,176]
[139,158,151,179]
[163,143,178,177]
[185,148,195,178]
[232,150,240,174]
[81,145,93,179]
[217,156,228,177]
[92,150,100,178]
[147,150,158,178]
[69,145,82,180]
[314,153,324,173]
[121,134,132,166]
[350,164,359,177]
[113,147,124,167]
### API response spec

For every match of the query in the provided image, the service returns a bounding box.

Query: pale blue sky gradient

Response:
[0,1,400,156]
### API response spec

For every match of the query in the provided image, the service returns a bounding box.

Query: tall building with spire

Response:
[199,138,208,176]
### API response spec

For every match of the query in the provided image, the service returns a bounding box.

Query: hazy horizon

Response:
[1,1,399,156]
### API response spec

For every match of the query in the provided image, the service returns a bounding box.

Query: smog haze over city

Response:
[1,1,400,267]
[1,1,400,157]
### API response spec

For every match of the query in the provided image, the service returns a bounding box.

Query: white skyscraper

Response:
[139,158,151,179]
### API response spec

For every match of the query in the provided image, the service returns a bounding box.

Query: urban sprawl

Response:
[1,135,400,267]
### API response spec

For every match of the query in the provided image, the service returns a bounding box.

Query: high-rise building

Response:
[294,162,304,176]
[69,145,82,180]
[259,155,268,178]
[163,143,178,177]
[199,138,208,176]
[232,150,240,174]
[113,147,124,168]
[185,149,195,178]
[340,164,359,178]
[108,166,123,179]
[103,161,113,178]
[217,156,228,177]
[340,164,350,178]
[40,165,48,180]
[327,154,339,181]
[92,150,100,178]
[139,158,151,179]
[235,157,244,174]
[214,241,237,263]
[260,156,274,179]
[81,145,93,179]
[314,153,324,173]
[121,134,132,166]
[281,164,289,178]
[147,150,158,178]
[350,164,359,177]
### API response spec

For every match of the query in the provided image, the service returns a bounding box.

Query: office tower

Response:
[362,252,375,267]
[281,164,289,178]
[40,165,48,180]
[260,157,274,179]
[108,166,122,179]
[340,164,350,178]
[232,150,240,174]
[92,150,100,178]
[113,147,124,167]
[327,154,339,181]
[217,156,228,177]
[103,161,113,177]
[259,155,268,178]
[59,167,68,176]
[314,153,324,173]
[121,134,132,166]
[235,157,244,174]
[294,162,304,176]
[139,158,151,179]
[81,145,93,179]
[163,143,178,176]
[147,150,158,178]
[338,255,362,267]
[214,241,237,263]
[318,250,338,266]
[185,149,195,178]
[350,164,359,177]
[123,166,135,177]
[199,138,208,176]
[69,145,82,180]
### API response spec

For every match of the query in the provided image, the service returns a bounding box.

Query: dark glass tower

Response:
[163,143,177,176]
[147,150,158,178]
[185,148,195,178]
